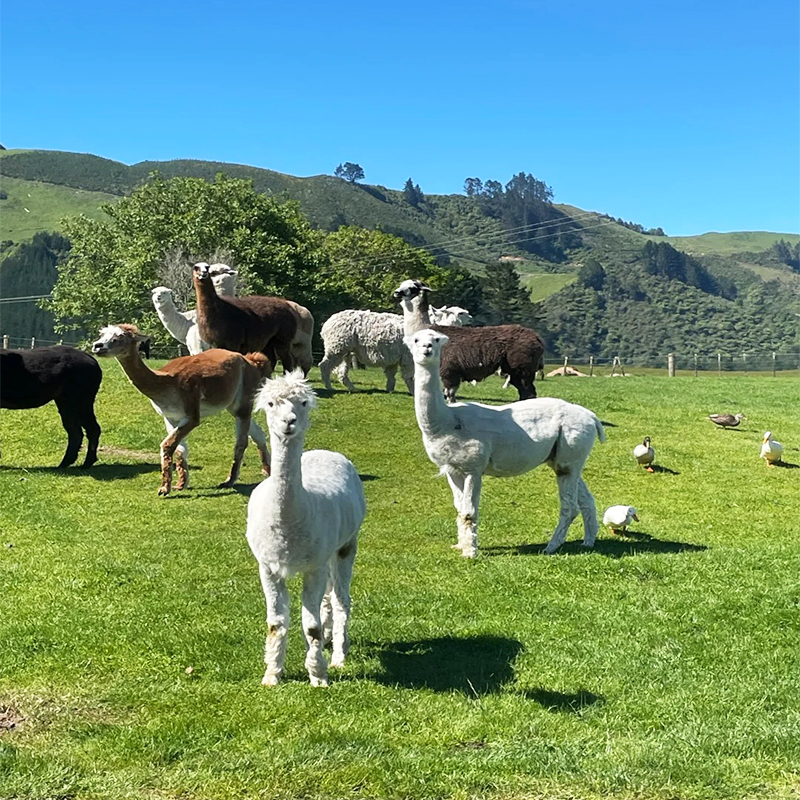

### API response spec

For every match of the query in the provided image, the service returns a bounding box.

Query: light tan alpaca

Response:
[91,324,271,495]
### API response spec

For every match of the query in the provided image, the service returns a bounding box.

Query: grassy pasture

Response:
[1,363,798,800]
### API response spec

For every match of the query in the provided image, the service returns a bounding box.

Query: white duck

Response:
[760,431,784,466]
[633,436,655,472]
[603,505,639,533]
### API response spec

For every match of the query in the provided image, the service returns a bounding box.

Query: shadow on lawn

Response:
[372,635,522,695]
[520,687,605,713]
[483,530,707,559]
[0,462,160,480]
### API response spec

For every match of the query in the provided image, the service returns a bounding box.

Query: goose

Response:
[760,431,784,466]
[633,436,655,472]
[602,505,639,533]
[708,412,746,429]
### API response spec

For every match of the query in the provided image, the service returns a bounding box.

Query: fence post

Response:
[717,352,722,376]
[563,355,569,370]
[30,337,35,349]
[668,353,675,377]
[742,352,747,375]
[589,355,594,377]
[693,353,698,378]
[772,351,776,378]
[2,335,8,349]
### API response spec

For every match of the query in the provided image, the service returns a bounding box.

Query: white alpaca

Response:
[430,305,473,326]
[405,329,605,557]
[246,370,366,686]
[318,310,413,394]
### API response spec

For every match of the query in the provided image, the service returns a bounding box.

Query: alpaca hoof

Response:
[309,675,329,688]
[157,486,171,497]
[262,673,280,686]
[217,480,234,489]
[461,546,478,558]
[330,655,345,669]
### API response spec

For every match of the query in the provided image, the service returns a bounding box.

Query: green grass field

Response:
[1,363,798,799]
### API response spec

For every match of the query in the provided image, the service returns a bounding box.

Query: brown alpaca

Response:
[91,324,272,496]
[192,262,299,372]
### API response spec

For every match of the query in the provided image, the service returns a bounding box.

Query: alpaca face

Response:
[192,261,212,282]
[151,286,174,305]
[393,279,430,314]
[91,325,138,357]
[263,396,311,440]
[405,329,449,365]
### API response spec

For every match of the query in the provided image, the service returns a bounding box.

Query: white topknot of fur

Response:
[256,368,317,412]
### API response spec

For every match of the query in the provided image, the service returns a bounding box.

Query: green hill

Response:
[1,148,798,362]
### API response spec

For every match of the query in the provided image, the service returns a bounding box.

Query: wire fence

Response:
[3,332,798,376]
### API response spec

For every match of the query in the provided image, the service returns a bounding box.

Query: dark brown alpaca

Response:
[192,262,298,372]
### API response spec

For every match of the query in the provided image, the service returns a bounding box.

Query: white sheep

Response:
[405,328,605,557]
[246,370,366,686]
[318,310,414,394]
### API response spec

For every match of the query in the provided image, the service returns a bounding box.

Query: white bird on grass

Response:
[760,431,784,466]
[633,436,655,472]
[602,505,639,533]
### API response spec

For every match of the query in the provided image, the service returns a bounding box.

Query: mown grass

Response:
[1,363,798,800]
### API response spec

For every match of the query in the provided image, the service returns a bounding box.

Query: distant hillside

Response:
[1,148,798,361]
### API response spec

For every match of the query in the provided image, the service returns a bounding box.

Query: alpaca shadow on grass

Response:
[0,462,160,480]
[483,530,707,559]
[520,687,605,713]
[372,635,522,695]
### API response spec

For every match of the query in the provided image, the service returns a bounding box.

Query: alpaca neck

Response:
[403,296,432,335]
[193,275,221,319]
[114,346,164,395]
[414,360,452,436]
[265,433,308,521]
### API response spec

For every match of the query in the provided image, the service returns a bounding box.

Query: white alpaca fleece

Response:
[319,310,414,394]
[404,328,604,556]
[247,369,366,687]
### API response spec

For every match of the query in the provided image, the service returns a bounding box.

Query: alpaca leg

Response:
[159,417,197,496]
[337,356,357,392]
[259,564,289,686]
[543,472,581,554]
[248,418,271,476]
[321,590,333,647]
[275,342,297,374]
[576,477,599,549]
[384,365,397,393]
[55,399,82,468]
[401,365,414,395]
[301,569,330,687]
[164,419,190,490]
[446,472,466,552]
[459,474,481,558]
[220,414,250,487]
[318,353,336,390]
[78,405,101,468]
[329,537,358,668]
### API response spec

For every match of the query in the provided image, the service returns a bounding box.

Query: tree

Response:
[577,258,606,290]
[482,261,540,328]
[334,162,365,183]
[403,178,422,207]
[464,177,483,197]
[50,173,323,340]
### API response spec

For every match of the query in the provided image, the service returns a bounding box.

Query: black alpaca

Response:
[0,346,102,468]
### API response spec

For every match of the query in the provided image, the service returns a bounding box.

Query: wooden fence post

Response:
[717,352,722,376]
[30,337,35,349]
[742,352,747,375]
[668,353,675,377]
[693,353,698,378]
[2,335,8,349]
[589,355,594,377]
[772,351,776,378]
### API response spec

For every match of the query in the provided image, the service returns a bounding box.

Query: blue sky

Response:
[2,0,798,235]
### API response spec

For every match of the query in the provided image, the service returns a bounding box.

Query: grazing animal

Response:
[405,329,605,557]
[246,370,366,686]
[430,305,473,326]
[91,324,271,495]
[760,431,784,466]
[0,345,102,468]
[318,310,413,394]
[192,261,299,372]
[603,505,639,533]
[633,436,655,472]
[708,412,746,429]
[394,279,545,402]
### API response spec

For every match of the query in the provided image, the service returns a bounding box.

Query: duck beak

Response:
[632,514,639,522]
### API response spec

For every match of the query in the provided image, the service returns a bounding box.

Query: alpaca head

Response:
[192,261,212,283]
[91,324,150,357]
[404,329,449,366]
[393,279,430,315]
[255,369,318,440]
[437,306,473,326]
[208,264,238,296]
[151,286,174,306]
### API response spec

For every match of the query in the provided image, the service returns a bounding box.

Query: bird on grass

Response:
[760,431,784,466]
[708,412,746,429]
[603,505,639,534]
[633,436,655,472]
